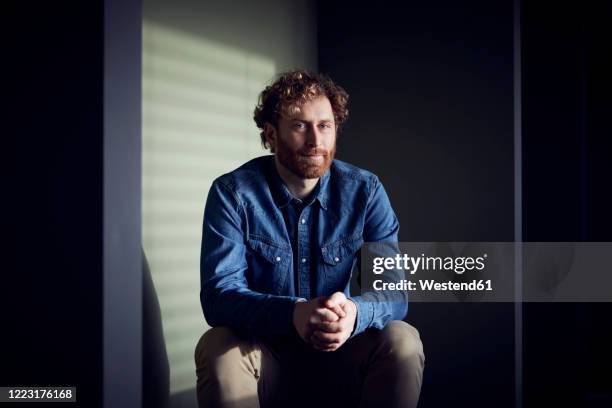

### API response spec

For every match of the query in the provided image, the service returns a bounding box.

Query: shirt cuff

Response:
[348,296,373,337]
[284,297,307,336]
[270,296,306,336]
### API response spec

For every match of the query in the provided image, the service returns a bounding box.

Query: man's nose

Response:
[305,125,323,147]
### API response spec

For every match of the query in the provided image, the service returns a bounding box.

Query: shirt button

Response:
[300,218,306,224]
[334,257,340,263]
[275,256,281,262]
[301,258,307,263]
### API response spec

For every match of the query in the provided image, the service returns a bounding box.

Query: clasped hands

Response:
[292,292,357,352]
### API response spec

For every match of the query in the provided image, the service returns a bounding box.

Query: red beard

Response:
[276,139,336,179]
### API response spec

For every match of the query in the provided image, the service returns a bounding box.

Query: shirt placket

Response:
[297,205,311,299]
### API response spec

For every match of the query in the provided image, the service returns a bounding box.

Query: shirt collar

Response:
[315,168,330,210]
[266,156,330,211]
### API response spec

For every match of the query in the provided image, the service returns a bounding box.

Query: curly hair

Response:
[253,69,349,151]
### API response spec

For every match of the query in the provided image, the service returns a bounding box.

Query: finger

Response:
[335,316,353,335]
[324,292,347,309]
[310,333,340,350]
[310,320,342,333]
[313,330,342,344]
[309,332,327,347]
[341,298,357,315]
[310,333,344,352]
[314,318,352,343]
[326,303,346,319]
[310,307,338,324]
[321,293,346,319]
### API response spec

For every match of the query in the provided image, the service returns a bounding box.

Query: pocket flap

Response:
[321,234,364,265]
[247,235,291,265]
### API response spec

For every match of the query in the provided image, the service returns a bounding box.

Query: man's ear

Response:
[263,123,277,151]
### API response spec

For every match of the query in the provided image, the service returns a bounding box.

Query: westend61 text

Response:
[373,279,493,291]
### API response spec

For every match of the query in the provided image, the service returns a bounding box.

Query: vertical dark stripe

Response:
[578,11,588,241]
[513,0,523,407]
[104,0,142,406]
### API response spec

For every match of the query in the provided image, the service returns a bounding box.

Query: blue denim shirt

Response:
[200,155,407,338]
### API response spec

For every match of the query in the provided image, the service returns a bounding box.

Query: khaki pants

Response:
[194,321,424,408]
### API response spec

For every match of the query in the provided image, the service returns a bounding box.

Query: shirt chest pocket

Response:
[320,234,364,294]
[246,235,291,294]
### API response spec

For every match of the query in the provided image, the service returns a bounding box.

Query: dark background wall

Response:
[522,1,612,407]
[4,1,104,407]
[318,1,516,406]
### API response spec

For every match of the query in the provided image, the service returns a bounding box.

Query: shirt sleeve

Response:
[349,176,408,336]
[199,180,303,336]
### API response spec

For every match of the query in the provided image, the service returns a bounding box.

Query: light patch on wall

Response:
[142,20,275,394]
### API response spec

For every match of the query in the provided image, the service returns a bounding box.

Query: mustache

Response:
[298,148,330,156]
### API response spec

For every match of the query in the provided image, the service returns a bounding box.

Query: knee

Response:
[380,321,425,368]
[194,327,260,407]
[194,326,255,376]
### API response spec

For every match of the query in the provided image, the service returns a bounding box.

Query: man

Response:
[195,70,424,408]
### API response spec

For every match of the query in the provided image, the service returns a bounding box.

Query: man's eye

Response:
[292,123,305,129]
[319,123,332,129]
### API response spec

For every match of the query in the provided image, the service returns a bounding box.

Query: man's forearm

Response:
[201,285,303,337]
[349,293,408,337]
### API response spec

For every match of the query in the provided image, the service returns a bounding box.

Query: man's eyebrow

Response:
[289,118,335,123]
